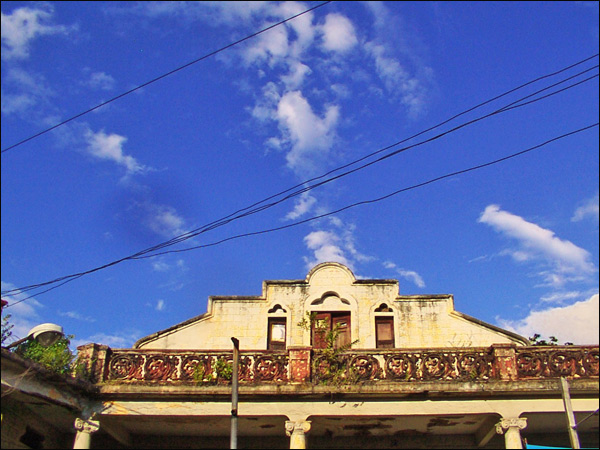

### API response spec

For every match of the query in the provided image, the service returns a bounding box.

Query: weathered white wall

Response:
[136,262,527,350]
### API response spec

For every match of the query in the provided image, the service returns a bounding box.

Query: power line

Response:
[2,56,597,301]
[126,56,600,256]
[133,123,599,257]
[2,55,597,302]
[109,66,600,256]
[5,122,598,308]
[0,1,333,154]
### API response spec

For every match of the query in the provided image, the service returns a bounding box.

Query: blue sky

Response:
[1,1,598,350]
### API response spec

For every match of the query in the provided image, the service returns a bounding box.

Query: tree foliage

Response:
[529,333,573,346]
[13,334,76,375]
[1,313,14,345]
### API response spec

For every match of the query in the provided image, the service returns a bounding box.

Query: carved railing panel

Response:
[311,349,495,383]
[100,346,598,385]
[105,350,289,384]
[515,347,599,378]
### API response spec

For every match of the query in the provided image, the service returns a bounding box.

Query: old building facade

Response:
[2,262,599,449]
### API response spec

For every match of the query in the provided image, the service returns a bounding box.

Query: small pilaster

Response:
[285,420,311,449]
[73,417,100,449]
[495,417,527,449]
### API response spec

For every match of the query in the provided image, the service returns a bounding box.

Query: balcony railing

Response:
[76,344,598,385]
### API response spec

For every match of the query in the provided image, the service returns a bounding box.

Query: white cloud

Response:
[72,331,140,349]
[479,205,597,285]
[319,13,358,53]
[571,193,599,223]
[276,90,340,177]
[156,299,165,311]
[365,41,429,117]
[285,192,317,220]
[540,290,587,305]
[243,23,290,67]
[1,68,54,116]
[152,260,171,272]
[383,261,425,288]
[139,202,187,239]
[85,129,146,175]
[86,71,116,91]
[1,5,71,60]
[303,217,373,271]
[304,230,351,269]
[58,311,96,322]
[497,293,599,345]
[280,60,312,90]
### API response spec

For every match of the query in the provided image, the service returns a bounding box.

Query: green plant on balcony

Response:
[192,361,214,384]
[298,312,359,386]
[214,357,233,383]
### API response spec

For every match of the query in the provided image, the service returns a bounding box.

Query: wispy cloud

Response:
[85,71,116,91]
[571,192,599,223]
[497,293,599,345]
[134,201,187,239]
[58,310,96,322]
[84,129,146,175]
[285,191,317,220]
[1,68,55,116]
[303,217,372,271]
[304,229,351,269]
[276,90,340,177]
[72,330,141,349]
[478,204,597,287]
[1,5,73,60]
[383,261,425,288]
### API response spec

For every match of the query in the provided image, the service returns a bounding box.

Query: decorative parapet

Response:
[313,348,496,383]
[79,345,598,385]
[96,349,289,384]
[314,346,599,383]
[515,346,599,379]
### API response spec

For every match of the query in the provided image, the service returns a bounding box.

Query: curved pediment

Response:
[306,262,356,287]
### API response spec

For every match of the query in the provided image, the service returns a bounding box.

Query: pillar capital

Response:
[496,417,527,449]
[285,420,311,436]
[73,417,100,449]
[285,420,311,449]
[74,418,100,434]
[495,417,527,434]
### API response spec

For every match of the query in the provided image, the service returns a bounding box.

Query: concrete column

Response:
[496,417,527,449]
[73,418,100,449]
[285,420,311,449]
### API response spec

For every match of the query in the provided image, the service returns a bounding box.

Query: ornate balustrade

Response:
[77,344,598,385]
[515,346,599,379]
[313,346,599,384]
[100,349,289,384]
[313,348,496,384]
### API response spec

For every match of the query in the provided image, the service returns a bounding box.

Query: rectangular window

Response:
[311,312,351,349]
[268,318,286,350]
[375,316,395,348]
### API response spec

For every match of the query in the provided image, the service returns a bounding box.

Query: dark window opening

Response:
[375,316,395,348]
[267,317,286,350]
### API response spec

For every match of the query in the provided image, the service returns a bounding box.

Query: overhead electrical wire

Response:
[143,64,599,252]
[112,55,600,256]
[133,123,599,258]
[0,1,333,154]
[2,55,598,305]
[5,122,598,308]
